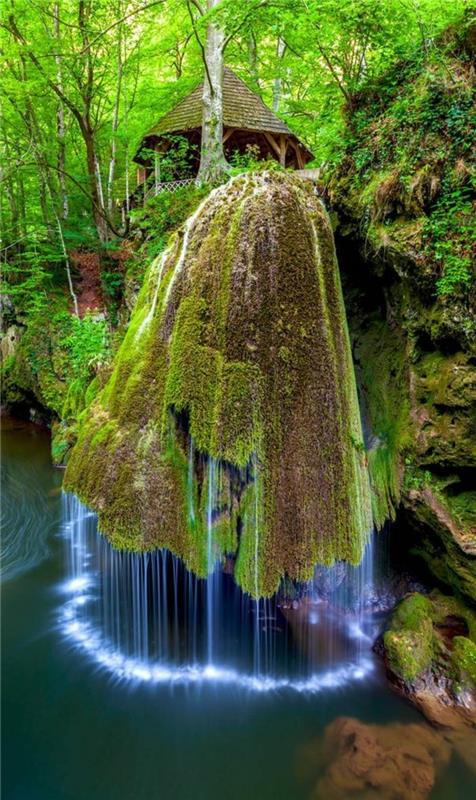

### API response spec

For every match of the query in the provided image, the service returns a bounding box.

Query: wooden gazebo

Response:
[134,68,314,190]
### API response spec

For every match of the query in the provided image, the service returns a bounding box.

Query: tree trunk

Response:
[54,4,68,220]
[272,38,286,112]
[198,0,228,183]
[107,3,123,216]
[247,31,259,91]
[83,121,108,243]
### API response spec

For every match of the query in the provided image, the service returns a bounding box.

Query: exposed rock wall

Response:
[330,19,476,603]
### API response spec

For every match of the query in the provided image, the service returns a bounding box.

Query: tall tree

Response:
[187,0,228,182]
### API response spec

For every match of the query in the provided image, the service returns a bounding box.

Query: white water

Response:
[58,489,378,693]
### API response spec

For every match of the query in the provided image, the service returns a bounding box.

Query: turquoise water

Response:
[2,419,475,799]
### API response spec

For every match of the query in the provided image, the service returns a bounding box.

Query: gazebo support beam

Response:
[262,131,282,161]
[279,134,287,167]
[289,139,305,169]
[223,127,236,143]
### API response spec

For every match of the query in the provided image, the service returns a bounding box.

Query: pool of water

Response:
[2,419,475,800]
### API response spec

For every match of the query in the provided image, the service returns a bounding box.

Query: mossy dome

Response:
[65,172,372,597]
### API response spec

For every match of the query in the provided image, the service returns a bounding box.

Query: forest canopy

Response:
[0,0,469,251]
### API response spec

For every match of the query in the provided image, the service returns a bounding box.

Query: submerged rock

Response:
[302,716,451,800]
[64,172,372,597]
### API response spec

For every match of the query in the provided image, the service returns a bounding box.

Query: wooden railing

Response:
[135,170,325,208]
[142,177,198,204]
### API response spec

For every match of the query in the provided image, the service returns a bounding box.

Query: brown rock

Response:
[304,717,451,800]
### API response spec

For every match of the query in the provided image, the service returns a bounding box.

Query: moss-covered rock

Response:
[403,486,476,605]
[384,594,435,681]
[65,172,373,597]
[452,636,476,686]
[383,591,476,709]
[331,18,476,604]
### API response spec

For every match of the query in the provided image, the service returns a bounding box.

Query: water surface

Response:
[2,419,475,800]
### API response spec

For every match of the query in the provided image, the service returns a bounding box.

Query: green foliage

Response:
[101,270,124,302]
[228,145,282,175]
[425,186,474,296]
[139,136,198,183]
[1,0,466,249]
[332,18,475,303]
[404,467,433,491]
[130,184,209,259]
[58,313,109,381]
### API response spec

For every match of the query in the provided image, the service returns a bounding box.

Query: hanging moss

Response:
[64,172,372,597]
[354,317,411,528]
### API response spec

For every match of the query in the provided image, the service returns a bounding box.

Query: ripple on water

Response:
[1,420,60,582]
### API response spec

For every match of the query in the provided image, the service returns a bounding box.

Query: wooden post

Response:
[295,143,304,169]
[223,127,236,144]
[262,131,281,161]
[279,134,287,167]
[289,141,305,170]
[154,150,161,196]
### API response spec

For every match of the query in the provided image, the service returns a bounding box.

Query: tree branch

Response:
[186,0,214,94]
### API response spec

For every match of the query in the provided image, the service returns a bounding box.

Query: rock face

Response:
[64,172,372,597]
[330,20,476,604]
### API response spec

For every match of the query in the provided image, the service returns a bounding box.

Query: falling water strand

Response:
[253,459,261,676]
[206,457,215,664]
[59,493,377,691]
[136,246,171,340]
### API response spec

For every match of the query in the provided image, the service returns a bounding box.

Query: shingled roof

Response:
[145,68,296,138]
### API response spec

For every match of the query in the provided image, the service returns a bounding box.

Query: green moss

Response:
[384,626,433,682]
[331,24,475,336]
[384,590,476,688]
[392,592,435,630]
[384,593,435,681]
[430,590,476,641]
[355,317,411,528]
[65,172,373,598]
[452,636,476,687]
[51,420,77,465]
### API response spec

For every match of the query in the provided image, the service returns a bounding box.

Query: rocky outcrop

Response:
[330,19,476,604]
[382,592,476,720]
[64,172,372,597]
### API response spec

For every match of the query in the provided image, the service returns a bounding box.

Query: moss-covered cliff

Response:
[64,172,372,597]
[330,16,476,604]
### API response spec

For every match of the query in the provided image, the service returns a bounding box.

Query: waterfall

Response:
[64,172,373,597]
[59,493,378,692]
[206,457,217,664]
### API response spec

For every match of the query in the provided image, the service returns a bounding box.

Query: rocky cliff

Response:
[329,17,476,605]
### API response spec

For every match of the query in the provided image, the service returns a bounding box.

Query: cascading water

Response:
[59,172,383,692]
[59,489,378,692]
[206,457,217,665]
[64,172,374,598]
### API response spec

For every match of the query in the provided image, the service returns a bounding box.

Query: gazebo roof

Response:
[136,68,313,160]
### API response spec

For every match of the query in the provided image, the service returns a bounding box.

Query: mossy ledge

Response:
[383,590,476,701]
[64,172,372,597]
